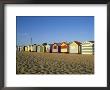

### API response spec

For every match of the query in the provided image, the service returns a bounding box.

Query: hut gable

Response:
[61,42,68,48]
[52,43,59,49]
[52,43,58,49]
[74,41,81,46]
[89,41,94,43]
[81,41,94,46]
[69,41,81,48]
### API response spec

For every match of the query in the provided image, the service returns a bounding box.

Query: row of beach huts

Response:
[16,41,94,54]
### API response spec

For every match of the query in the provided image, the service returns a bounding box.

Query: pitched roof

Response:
[56,43,61,46]
[61,42,69,45]
[89,41,94,43]
[37,44,40,46]
[74,41,81,45]
[49,44,53,46]
[81,41,94,45]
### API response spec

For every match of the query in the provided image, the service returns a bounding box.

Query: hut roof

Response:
[55,43,61,46]
[74,41,81,45]
[48,44,51,45]
[48,44,52,46]
[89,41,94,43]
[48,44,53,48]
[81,41,94,45]
[37,45,41,46]
[61,42,69,45]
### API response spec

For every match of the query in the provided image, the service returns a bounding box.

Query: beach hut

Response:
[16,46,17,51]
[61,42,69,53]
[40,45,45,52]
[36,45,45,52]
[19,47,21,51]
[18,46,21,51]
[16,46,19,51]
[24,46,28,51]
[31,44,37,52]
[69,41,81,54]
[81,41,94,54]
[27,45,31,52]
[19,46,24,51]
[49,44,53,53]
[37,45,41,52]
[52,43,61,53]
[45,44,51,52]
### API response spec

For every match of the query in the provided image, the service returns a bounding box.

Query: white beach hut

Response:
[52,43,61,53]
[19,46,24,51]
[45,44,50,52]
[40,45,45,52]
[31,44,37,52]
[16,46,19,51]
[24,46,28,51]
[37,45,41,52]
[69,41,81,54]
[27,45,31,52]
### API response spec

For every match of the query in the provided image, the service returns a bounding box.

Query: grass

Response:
[16,51,94,74]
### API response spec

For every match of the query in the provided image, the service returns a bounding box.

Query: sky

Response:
[16,16,94,46]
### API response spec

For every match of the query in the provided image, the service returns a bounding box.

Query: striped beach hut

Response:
[52,43,61,53]
[31,44,37,52]
[81,41,94,54]
[61,42,69,53]
[69,41,81,54]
